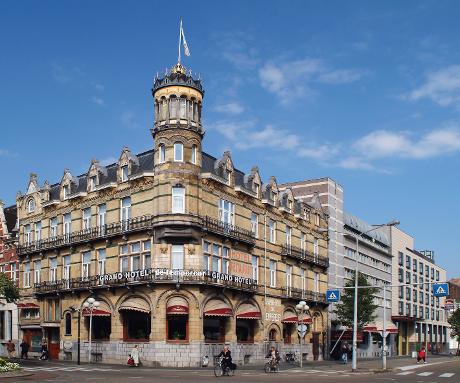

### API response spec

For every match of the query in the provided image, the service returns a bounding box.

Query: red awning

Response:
[119,297,150,314]
[17,302,39,309]
[82,301,111,317]
[167,297,189,315]
[331,330,364,342]
[236,303,261,320]
[282,309,297,324]
[204,299,233,317]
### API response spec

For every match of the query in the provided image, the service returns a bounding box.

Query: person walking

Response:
[417,346,426,364]
[6,340,16,359]
[341,343,349,364]
[39,340,49,360]
[20,340,29,359]
[130,345,139,367]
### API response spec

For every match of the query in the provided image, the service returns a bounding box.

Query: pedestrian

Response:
[6,340,16,359]
[341,343,348,364]
[20,339,29,359]
[130,344,139,367]
[417,346,426,364]
[39,340,49,360]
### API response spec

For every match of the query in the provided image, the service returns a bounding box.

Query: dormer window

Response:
[288,199,293,212]
[273,192,278,205]
[174,142,183,162]
[121,165,129,182]
[89,176,97,191]
[159,144,166,163]
[254,184,260,198]
[27,198,35,213]
[63,185,70,200]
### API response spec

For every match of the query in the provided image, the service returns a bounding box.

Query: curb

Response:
[0,371,35,379]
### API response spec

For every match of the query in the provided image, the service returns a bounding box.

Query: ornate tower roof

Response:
[152,63,204,96]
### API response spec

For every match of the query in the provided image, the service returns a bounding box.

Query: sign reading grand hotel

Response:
[98,268,256,286]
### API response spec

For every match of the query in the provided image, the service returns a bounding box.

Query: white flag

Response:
[181,22,191,57]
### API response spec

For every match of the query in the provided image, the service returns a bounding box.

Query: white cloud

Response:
[93,82,105,91]
[0,149,10,156]
[214,102,244,115]
[259,58,364,102]
[121,111,141,130]
[236,125,300,150]
[91,96,106,107]
[338,157,375,170]
[407,65,460,107]
[298,144,339,161]
[214,32,259,70]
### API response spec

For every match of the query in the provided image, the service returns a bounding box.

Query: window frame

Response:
[174,142,184,162]
[172,186,185,214]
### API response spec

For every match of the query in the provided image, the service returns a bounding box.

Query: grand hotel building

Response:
[16,62,329,366]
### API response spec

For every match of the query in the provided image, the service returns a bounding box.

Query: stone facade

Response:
[14,62,330,367]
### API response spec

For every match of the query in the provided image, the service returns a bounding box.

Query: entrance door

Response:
[312,332,320,361]
[47,328,60,359]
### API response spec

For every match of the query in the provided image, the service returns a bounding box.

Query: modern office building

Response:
[386,227,449,355]
[0,201,19,357]
[15,61,330,366]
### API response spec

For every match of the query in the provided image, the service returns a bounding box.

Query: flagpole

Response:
[178,18,182,64]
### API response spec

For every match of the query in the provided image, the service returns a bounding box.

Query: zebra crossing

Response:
[22,366,122,372]
[396,370,456,378]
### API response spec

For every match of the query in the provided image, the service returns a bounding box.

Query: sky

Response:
[0,1,459,277]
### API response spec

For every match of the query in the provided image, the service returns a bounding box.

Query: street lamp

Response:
[83,297,100,364]
[296,300,309,368]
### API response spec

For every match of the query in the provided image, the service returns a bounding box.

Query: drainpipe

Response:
[263,212,267,341]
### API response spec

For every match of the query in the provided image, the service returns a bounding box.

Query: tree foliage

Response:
[447,308,460,345]
[333,271,379,329]
[0,273,20,303]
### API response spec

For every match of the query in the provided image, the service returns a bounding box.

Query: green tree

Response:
[333,271,379,329]
[447,308,460,352]
[0,273,20,303]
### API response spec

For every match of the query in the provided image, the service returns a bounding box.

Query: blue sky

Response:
[1,1,459,277]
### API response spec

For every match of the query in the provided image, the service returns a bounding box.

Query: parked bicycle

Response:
[214,357,235,377]
[285,352,299,364]
[264,357,280,373]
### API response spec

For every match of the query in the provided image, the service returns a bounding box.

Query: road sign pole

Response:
[382,286,387,370]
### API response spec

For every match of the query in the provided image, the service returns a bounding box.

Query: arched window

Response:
[161,97,168,120]
[169,95,178,118]
[269,328,277,341]
[154,102,159,122]
[191,144,197,164]
[158,144,166,163]
[166,297,189,341]
[172,186,185,213]
[27,198,35,213]
[179,96,187,119]
[65,312,72,335]
[187,99,193,120]
[174,142,183,162]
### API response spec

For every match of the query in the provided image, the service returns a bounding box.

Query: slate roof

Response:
[4,205,17,234]
[344,211,390,247]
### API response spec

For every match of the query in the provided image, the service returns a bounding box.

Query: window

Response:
[398,301,403,315]
[406,255,411,269]
[425,265,429,277]
[252,256,258,281]
[159,144,166,163]
[46,299,61,322]
[435,270,439,281]
[406,287,411,300]
[179,97,187,119]
[204,317,225,343]
[300,268,306,296]
[34,260,41,284]
[143,240,151,269]
[254,183,260,198]
[203,242,230,273]
[268,219,276,243]
[24,224,31,244]
[97,249,106,276]
[269,260,276,287]
[50,217,57,238]
[65,312,72,335]
[191,144,197,164]
[313,238,319,257]
[23,262,30,288]
[49,257,57,283]
[236,319,254,343]
[251,213,258,238]
[63,255,71,288]
[406,271,411,283]
[97,204,106,233]
[82,251,91,278]
[121,165,129,182]
[286,265,292,294]
[27,198,35,213]
[63,184,70,199]
[431,268,435,280]
[120,256,129,273]
[82,208,91,230]
[285,226,292,247]
[300,233,306,252]
[398,286,404,299]
[172,245,184,269]
[413,259,417,272]
[203,241,210,271]
[314,272,319,293]
[34,221,41,241]
[218,199,234,225]
[167,314,188,341]
[174,142,183,162]
[63,213,71,236]
[89,175,97,191]
[398,252,403,266]
[172,186,185,213]
[121,197,131,223]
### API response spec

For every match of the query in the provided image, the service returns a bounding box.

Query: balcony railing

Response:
[202,216,256,246]
[17,215,154,256]
[281,287,327,303]
[281,244,329,268]
[33,268,258,295]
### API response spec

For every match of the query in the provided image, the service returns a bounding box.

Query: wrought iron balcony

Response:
[201,216,256,246]
[17,215,154,256]
[33,268,258,295]
[281,287,327,303]
[281,244,329,268]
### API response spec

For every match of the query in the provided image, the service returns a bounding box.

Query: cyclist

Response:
[217,346,233,372]
[266,346,280,370]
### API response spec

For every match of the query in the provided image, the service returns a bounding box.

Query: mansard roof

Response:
[4,204,17,234]
[344,211,390,247]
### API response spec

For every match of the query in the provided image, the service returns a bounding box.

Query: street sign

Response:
[444,298,455,310]
[297,324,308,338]
[433,283,449,297]
[326,289,340,302]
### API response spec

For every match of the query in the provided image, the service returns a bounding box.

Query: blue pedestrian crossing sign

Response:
[433,283,449,297]
[326,289,340,302]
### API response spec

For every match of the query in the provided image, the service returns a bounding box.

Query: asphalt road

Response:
[5,357,459,383]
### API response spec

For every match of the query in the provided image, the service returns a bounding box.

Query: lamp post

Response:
[70,306,81,365]
[296,300,309,368]
[83,297,100,364]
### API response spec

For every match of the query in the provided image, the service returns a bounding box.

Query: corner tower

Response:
[151,63,204,169]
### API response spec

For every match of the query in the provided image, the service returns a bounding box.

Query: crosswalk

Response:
[396,370,456,378]
[22,366,122,372]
